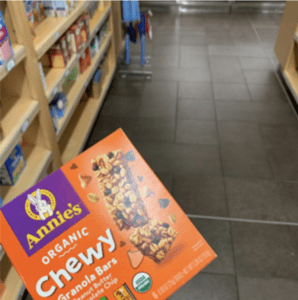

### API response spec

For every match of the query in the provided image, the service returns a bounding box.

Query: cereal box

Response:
[0,129,216,299]
[0,11,14,65]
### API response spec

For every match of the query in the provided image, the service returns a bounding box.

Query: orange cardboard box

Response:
[0,129,216,300]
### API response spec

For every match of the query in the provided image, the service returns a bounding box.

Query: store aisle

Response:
[84,11,298,300]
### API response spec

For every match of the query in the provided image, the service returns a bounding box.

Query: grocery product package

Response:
[0,129,216,299]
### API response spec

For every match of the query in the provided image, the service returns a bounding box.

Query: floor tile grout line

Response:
[206,52,241,300]
[187,214,298,227]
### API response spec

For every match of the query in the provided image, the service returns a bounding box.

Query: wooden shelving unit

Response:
[275,1,298,104]
[0,1,123,299]
[0,254,25,300]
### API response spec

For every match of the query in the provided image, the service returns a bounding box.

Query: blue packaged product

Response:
[0,144,26,186]
[93,69,102,83]
[50,92,68,119]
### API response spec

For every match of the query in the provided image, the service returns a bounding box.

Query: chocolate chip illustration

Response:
[125,150,135,162]
[92,163,99,171]
[158,198,170,209]
[108,152,114,159]
[120,241,126,247]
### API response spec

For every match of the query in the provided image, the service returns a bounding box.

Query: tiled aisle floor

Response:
[84,11,298,300]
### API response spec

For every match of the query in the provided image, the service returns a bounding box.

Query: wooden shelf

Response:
[0,2,120,300]
[61,61,116,164]
[34,1,86,59]
[56,33,112,140]
[0,99,40,167]
[283,68,298,105]
[89,5,111,42]
[1,145,52,205]
[294,32,298,44]
[1,255,25,300]
[43,5,111,101]
[0,44,25,82]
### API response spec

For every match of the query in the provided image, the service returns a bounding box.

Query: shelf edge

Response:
[0,100,40,167]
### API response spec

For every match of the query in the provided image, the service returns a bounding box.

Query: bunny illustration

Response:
[28,189,53,220]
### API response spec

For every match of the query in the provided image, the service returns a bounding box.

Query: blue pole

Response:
[141,35,145,66]
[125,33,130,65]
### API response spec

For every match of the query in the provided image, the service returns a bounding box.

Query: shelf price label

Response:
[21,119,30,133]
[52,86,58,97]
[64,69,70,77]
[6,59,15,72]
[55,31,59,40]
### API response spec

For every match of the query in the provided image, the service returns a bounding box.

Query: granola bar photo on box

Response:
[91,150,149,230]
[130,218,178,263]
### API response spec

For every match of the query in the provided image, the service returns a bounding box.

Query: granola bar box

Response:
[0,129,216,300]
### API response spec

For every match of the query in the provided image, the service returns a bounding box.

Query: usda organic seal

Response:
[132,272,152,293]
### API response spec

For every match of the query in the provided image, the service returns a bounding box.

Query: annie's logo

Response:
[25,188,84,251]
[1,169,90,257]
[26,189,55,221]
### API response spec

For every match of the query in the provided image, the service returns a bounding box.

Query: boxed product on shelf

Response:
[0,144,26,186]
[49,92,68,132]
[40,52,51,68]
[76,15,89,46]
[24,0,36,35]
[42,1,55,17]
[54,0,69,17]
[33,1,45,24]
[0,129,216,300]
[62,61,79,94]
[65,30,74,60]
[0,279,5,299]
[79,47,91,74]
[69,22,83,53]
[67,0,77,13]
[0,11,14,66]
[0,196,2,208]
[89,38,97,58]
[83,14,90,38]
[47,39,68,68]
[92,68,102,98]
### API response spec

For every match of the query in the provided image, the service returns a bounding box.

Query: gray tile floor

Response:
[27,10,295,300]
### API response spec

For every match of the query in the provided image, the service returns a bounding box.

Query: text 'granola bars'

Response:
[130,218,178,263]
[91,150,149,230]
